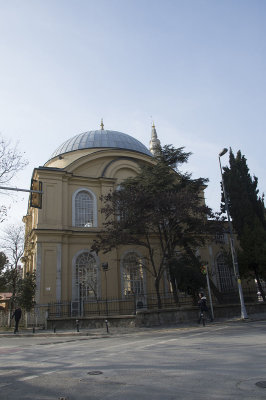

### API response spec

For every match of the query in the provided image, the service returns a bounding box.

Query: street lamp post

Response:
[219,148,248,319]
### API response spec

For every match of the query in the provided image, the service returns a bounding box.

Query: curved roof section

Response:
[50,130,152,159]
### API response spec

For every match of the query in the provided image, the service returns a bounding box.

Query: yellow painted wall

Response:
[23,147,232,305]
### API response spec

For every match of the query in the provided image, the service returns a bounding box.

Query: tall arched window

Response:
[216,253,234,292]
[75,252,98,300]
[121,252,145,297]
[72,188,97,227]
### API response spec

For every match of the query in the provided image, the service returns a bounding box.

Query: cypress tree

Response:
[222,149,266,299]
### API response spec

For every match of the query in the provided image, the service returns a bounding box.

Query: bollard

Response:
[105,319,109,333]
[32,326,35,334]
[76,319,79,332]
[53,325,56,333]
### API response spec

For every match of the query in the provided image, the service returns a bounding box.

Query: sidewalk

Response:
[1,312,265,338]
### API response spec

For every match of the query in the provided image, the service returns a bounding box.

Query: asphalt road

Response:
[1,320,266,400]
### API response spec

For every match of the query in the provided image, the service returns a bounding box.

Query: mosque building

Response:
[22,122,234,314]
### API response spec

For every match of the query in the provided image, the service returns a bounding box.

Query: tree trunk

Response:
[155,279,162,309]
[9,296,15,327]
[169,270,179,305]
[25,311,29,328]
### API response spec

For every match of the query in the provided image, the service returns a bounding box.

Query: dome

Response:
[50,129,152,159]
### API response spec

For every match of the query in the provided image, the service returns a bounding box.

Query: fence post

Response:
[8,311,11,328]
[45,310,48,330]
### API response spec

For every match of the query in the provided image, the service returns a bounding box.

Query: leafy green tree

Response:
[222,149,266,299]
[92,145,217,308]
[16,272,36,311]
[0,251,8,291]
[168,252,207,304]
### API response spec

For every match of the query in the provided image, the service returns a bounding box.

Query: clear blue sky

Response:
[0,0,265,227]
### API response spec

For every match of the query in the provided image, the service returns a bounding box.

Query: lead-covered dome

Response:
[50,129,152,159]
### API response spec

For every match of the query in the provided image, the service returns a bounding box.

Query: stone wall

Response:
[47,314,136,330]
[46,302,266,330]
[135,302,266,327]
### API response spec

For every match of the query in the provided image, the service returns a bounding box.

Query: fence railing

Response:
[0,286,262,326]
[47,292,199,319]
[46,286,262,319]
[0,305,48,328]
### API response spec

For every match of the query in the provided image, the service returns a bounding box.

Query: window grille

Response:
[122,252,144,296]
[75,191,94,227]
[216,253,234,292]
[75,252,98,300]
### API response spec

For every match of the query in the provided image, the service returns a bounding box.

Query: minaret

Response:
[100,118,104,130]
[149,122,161,155]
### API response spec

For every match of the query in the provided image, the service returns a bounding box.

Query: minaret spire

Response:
[100,118,104,130]
[149,122,161,155]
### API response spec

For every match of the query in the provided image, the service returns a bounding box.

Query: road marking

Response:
[0,347,22,354]
[0,383,12,388]
[0,369,20,376]
[18,375,39,381]
[42,370,56,375]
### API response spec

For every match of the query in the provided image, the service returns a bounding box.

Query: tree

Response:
[92,145,217,308]
[0,251,9,291]
[0,136,28,222]
[16,272,36,311]
[168,252,207,304]
[222,149,266,299]
[0,224,25,310]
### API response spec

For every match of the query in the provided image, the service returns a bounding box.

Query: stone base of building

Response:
[46,302,266,330]
[47,314,136,330]
[135,302,266,327]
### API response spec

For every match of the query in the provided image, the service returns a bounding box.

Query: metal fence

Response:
[0,305,48,328]
[0,286,261,325]
[47,292,198,319]
[212,285,260,305]
[47,286,262,319]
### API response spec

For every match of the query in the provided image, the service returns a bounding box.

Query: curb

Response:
[0,315,265,338]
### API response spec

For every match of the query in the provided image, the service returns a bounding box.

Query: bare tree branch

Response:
[0,136,28,223]
[0,137,28,185]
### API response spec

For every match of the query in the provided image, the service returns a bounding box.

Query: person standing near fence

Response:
[12,307,22,333]
[198,293,213,324]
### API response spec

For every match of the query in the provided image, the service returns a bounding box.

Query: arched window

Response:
[121,252,145,296]
[216,253,234,292]
[72,188,97,227]
[75,252,98,300]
